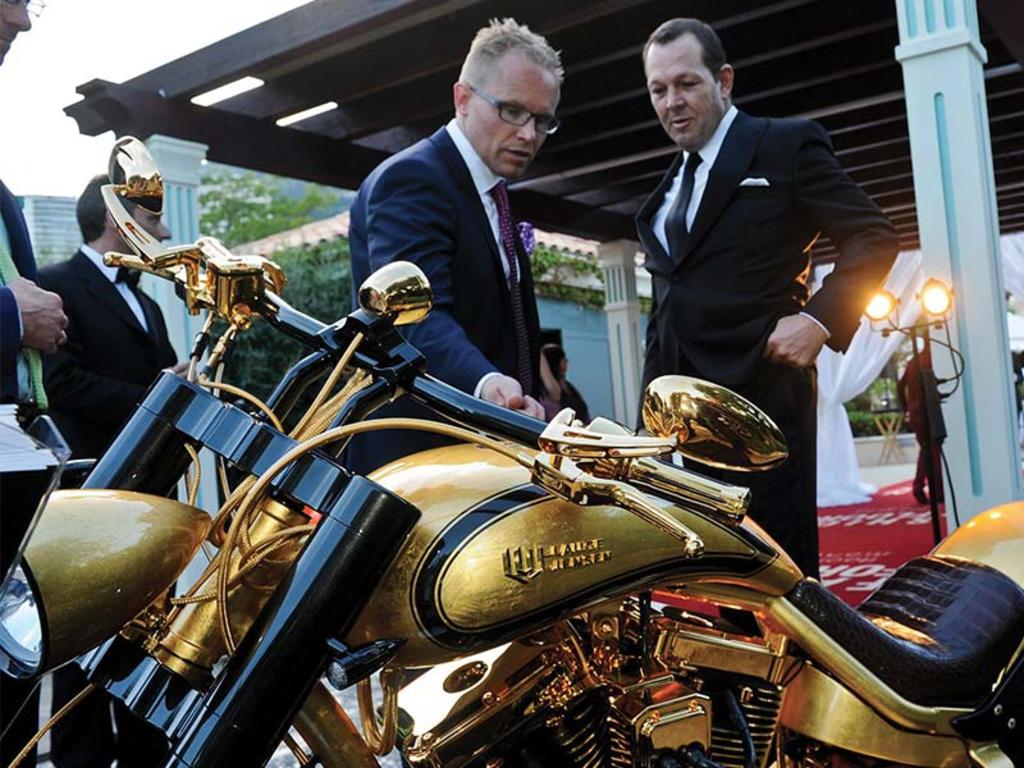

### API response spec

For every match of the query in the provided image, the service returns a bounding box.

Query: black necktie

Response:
[116,266,141,289]
[666,151,702,264]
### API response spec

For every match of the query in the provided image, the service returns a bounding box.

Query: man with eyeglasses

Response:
[347,18,562,473]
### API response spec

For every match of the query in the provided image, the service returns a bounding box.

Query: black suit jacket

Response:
[38,251,177,458]
[637,111,898,390]
[0,180,39,403]
[347,127,541,473]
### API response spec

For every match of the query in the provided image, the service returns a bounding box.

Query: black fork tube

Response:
[162,475,419,767]
[83,373,195,494]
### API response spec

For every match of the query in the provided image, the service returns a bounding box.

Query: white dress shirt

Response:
[652,105,738,250]
[445,119,514,280]
[81,244,149,334]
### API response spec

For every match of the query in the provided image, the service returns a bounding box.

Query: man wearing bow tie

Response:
[636,19,897,578]
[39,175,182,463]
[347,19,560,474]
[38,174,182,766]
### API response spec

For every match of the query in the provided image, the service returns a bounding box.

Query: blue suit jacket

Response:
[347,127,541,474]
[1,181,38,403]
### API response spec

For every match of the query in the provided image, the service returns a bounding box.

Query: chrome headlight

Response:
[0,563,43,677]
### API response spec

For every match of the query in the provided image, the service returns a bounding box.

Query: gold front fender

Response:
[23,489,210,673]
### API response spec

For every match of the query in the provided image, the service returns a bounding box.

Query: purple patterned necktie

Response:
[489,180,534,396]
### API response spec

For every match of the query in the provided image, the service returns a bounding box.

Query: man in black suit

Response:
[39,175,181,768]
[40,175,181,461]
[636,19,897,577]
[348,18,561,473]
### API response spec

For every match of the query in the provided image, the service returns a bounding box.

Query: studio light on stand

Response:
[866,278,961,544]
[865,290,898,326]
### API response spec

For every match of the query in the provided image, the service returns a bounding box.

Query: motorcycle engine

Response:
[396,599,790,768]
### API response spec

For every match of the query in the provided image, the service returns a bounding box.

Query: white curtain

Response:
[1004,231,1024,303]
[816,251,924,506]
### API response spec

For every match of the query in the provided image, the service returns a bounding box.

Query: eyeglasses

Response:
[468,84,560,135]
[1,0,45,17]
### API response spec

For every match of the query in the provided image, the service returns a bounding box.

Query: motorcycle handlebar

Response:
[407,374,545,448]
[258,300,750,525]
[255,294,547,448]
[262,292,329,349]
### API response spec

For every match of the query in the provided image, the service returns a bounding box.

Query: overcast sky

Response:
[1,0,311,197]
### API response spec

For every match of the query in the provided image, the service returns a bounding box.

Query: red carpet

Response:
[819,479,944,606]
[655,480,941,614]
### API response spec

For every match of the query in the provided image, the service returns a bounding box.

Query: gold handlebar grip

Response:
[579,415,750,523]
[628,456,750,523]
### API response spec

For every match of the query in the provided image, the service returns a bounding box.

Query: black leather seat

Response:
[786,555,1024,708]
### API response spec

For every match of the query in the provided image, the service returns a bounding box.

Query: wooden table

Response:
[872,410,908,465]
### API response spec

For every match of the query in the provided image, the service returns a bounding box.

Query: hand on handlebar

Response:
[480,374,545,419]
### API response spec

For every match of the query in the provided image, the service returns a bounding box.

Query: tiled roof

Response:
[238,210,602,259]
[238,212,352,255]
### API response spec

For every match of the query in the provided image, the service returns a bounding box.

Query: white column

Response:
[895,0,1022,523]
[145,135,207,357]
[144,135,220,531]
[599,240,644,427]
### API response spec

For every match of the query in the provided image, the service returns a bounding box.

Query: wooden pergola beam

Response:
[65,80,388,189]
[64,81,635,242]
[125,0,486,99]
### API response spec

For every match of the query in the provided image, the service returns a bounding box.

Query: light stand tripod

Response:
[868,278,962,544]
[907,325,947,544]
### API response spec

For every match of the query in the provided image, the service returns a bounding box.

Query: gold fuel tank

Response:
[345,445,801,668]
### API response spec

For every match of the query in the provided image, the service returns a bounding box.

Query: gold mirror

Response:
[101,136,167,264]
[108,136,163,214]
[642,375,788,472]
[358,261,433,325]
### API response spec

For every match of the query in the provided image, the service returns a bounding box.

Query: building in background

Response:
[20,195,79,267]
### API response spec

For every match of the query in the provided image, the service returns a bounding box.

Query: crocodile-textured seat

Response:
[786,555,1024,707]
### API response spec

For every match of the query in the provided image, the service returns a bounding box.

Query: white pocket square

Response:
[739,177,770,187]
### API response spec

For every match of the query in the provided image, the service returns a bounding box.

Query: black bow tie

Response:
[116,266,141,289]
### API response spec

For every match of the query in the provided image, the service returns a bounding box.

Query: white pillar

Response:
[145,135,207,357]
[895,0,1022,523]
[599,240,644,427]
[144,135,220,531]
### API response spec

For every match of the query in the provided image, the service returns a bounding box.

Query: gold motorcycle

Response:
[1,137,1022,768]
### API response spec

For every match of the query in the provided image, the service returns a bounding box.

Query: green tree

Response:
[225,239,352,400]
[199,171,340,248]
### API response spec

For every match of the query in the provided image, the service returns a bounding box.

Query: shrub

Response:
[845,409,880,437]
[225,239,351,400]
